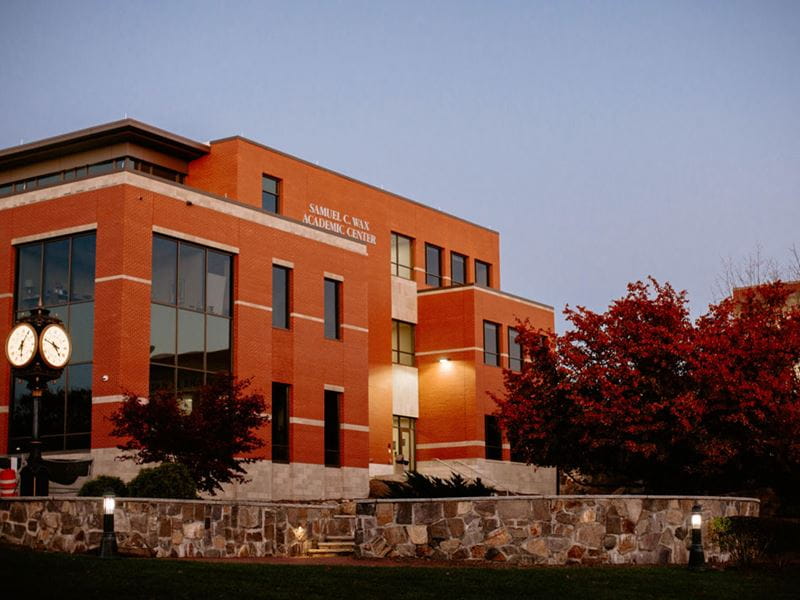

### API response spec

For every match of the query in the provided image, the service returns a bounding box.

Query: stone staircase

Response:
[307,535,356,557]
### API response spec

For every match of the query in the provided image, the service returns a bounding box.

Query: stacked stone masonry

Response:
[355,495,759,565]
[0,498,356,558]
[0,495,758,564]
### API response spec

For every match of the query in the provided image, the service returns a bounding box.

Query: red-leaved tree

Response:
[110,374,268,494]
[497,278,800,498]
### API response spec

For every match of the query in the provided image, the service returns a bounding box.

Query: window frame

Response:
[391,320,416,366]
[390,232,414,279]
[483,320,501,367]
[324,390,341,467]
[484,415,503,460]
[508,327,522,372]
[271,382,290,464]
[324,278,341,340]
[450,252,468,286]
[475,260,491,287]
[262,174,280,213]
[272,265,291,329]
[425,243,443,287]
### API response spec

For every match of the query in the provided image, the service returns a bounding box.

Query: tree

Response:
[109,375,268,494]
[693,282,800,498]
[496,278,800,498]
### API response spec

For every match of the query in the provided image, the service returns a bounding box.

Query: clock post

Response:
[4,306,72,496]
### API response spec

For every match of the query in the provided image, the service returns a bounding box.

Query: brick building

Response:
[0,120,555,499]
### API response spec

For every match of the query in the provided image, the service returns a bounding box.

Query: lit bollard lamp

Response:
[688,503,705,571]
[100,492,117,559]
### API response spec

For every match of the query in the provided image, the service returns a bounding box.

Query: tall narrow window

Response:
[425,243,442,287]
[10,232,96,453]
[262,174,280,213]
[475,260,491,287]
[483,321,500,366]
[392,416,417,471]
[390,233,413,279]
[272,265,290,329]
[391,320,415,366]
[508,327,522,372]
[324,390,341,467]
[272,382,290,463]
[485,416,503,460]
[324,278,341,340]
[450,252,467,285]
[149,235,232,397]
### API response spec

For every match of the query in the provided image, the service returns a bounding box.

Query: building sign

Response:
[302,203,377,245]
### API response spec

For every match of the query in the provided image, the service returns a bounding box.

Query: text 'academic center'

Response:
[0,120,555,499]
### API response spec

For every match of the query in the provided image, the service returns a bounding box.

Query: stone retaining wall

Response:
[0,497,356,558]
[354,496,759,565]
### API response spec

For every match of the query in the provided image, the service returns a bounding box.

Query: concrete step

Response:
[308,538,356,556]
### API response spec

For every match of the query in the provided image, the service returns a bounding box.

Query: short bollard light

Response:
[688,503,705,571]
[100,491,117,559]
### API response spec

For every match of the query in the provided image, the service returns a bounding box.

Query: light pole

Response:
[688,503,705,571]
[100,492,117,559]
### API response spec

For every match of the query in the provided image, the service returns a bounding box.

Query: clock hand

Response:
[48,339,61,352]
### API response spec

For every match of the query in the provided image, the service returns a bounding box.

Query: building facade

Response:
[0,120,555,499]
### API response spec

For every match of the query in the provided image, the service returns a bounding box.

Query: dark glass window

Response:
[392,415,416,471]
[425,244,442,287]
[451,252,467,285]
[483,321,500,366]
[485,416,503,460]
[324,390,341,467]
[390,233,413,279]
[475,260,491,287]
[272,265,290,329]
[87,160,114,175]
[508,327,522,372]
[150,235,232,396]
[152,236,177,305]
[0,182,12,196]
[262,174,280,213]
[391,320,415,366]
[324,278,341,340]
[9,232,96,453]
[272,383,290,463]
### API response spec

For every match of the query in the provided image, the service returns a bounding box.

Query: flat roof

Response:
[0,119,209,171]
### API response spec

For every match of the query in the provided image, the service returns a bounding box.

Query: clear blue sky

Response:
[2,1,798,330]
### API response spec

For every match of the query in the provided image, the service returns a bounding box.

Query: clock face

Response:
[40,323,71,369]
[5,323,38,368]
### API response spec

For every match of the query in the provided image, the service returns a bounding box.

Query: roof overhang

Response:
[0,119,209,171]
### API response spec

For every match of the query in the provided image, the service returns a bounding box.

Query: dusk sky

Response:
[1,1,798,331]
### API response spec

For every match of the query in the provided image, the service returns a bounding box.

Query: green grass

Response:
[2,544,798,600]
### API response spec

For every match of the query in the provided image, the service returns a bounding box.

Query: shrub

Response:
[711,516,800,567]
[127,463,197,499]
[380,471,496,498]
[77,475,128,497]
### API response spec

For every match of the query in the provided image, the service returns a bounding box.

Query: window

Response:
[9,232,96,453]
[508,327,522,372]
[425,244,442,287]
[272,265,290,329]
[483,321,500,366]
[324,390,341,467]
[262,174,280,213]
[390,233,413,279]
[485,416,503,460]
[324,278,341,340]
[475,260,491,287]
[272,383,290,463]
[393,416,416,471]
[451,252,467,285]
[391,320,415,366]
[149,235,233,397]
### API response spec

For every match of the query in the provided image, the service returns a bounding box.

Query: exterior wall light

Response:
[688,503,705,571]
[100,491,117,559]
[439,357,449,364]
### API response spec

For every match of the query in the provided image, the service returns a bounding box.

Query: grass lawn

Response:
[2,544,799,600]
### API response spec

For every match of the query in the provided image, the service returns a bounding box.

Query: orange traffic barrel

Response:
[0,468,17,497]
